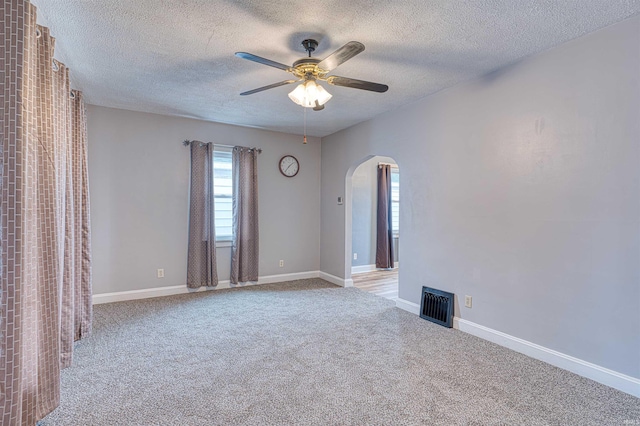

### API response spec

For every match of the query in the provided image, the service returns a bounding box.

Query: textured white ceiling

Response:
[32,0,640,137]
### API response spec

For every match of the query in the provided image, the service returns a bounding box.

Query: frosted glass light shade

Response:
[288,80,332,108]
[288,83,308,106]
[314,84,332,105]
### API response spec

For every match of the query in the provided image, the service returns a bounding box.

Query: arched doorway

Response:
[345,155,399,299]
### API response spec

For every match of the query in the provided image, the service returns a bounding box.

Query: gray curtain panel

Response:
[1,2,93,423]
[187,142,219,288]
[376,164,395,269]
[231,147,259,284]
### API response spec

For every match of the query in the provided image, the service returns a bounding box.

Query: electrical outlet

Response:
[157,269,165,278]
[353,253,357,260]
[279,260,284,268]
[464,295,472,308]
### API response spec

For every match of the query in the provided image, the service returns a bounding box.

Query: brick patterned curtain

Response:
[1,2,92,424]
[230,147,259,284]
[186,141,218,288]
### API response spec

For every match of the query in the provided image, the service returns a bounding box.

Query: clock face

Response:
[279,155,299,177]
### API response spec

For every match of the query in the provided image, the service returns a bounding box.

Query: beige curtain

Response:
[186,141,218,288]
[376,164,394,269]
[230,147,259,284]
[1,2,92,424]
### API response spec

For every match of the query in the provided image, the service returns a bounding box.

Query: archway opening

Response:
[345,155,399,300]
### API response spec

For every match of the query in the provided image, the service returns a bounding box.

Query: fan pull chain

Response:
[303,106,307,144]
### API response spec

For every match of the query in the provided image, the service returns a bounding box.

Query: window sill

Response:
[216,240,232,248]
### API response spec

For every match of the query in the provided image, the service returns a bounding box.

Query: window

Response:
[391,167,399,235]
[213,147,233,241]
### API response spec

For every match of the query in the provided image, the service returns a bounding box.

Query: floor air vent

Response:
[420,286,454,328]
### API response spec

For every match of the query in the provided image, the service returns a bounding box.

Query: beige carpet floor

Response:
[40,279,639,425]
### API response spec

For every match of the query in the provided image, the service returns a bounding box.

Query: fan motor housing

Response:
[292,58,327,79]
[292,58,320,69]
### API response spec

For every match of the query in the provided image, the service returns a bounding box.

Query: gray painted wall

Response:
[320,16,640,378]
[88,105,321,295]
[351,156,398,267]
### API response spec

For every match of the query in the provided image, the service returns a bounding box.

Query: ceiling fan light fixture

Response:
[288,80,332,108]
[287,83,307,106]
[314,83,332,105]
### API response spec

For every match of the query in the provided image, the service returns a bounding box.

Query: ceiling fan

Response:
[235,39,388,111]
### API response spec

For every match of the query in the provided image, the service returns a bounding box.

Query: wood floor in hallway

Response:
[352,269,399,301]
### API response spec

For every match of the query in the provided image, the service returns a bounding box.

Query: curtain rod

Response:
[182,140,262,153]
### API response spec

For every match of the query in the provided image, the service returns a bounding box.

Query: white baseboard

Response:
[395,298,420,315]
[351,263,400,275]
[93,271,321,305]
[454,317,640,398]
[351,264,377,274]
[394,298,640,398]
[318,271,353,287]
[255,271,320,284]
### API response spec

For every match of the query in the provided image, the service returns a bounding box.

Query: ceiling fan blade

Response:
[317,41,364,72]
[326,76,388,93]
[235,52,291,71]
[240,80,298,96]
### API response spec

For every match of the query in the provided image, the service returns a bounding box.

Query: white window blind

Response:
[391,168,399,235]
[213,147,233,241]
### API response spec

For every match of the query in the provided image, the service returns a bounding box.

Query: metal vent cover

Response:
[420,286,454,328]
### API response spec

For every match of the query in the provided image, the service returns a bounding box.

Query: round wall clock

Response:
[279,155,299,177]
